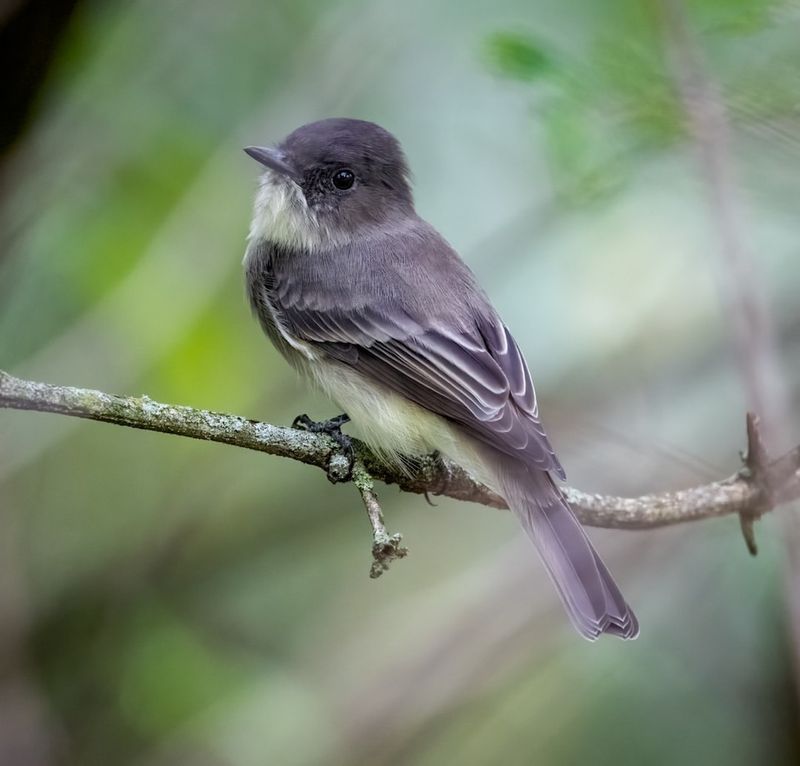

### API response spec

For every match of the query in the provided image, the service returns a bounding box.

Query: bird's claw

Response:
[292,413,354,482]
[292,412,350,432]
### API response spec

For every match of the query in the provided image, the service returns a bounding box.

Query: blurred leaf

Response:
[484,32,555,81]
[696,0,781,36]
[540,97,627,204]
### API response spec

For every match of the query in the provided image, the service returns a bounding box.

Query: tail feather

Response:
[496,462,638,640]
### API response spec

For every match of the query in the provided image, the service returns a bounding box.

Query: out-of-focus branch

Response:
[2,370,799,538]
[657,0,800,673]
[656,0,789,443]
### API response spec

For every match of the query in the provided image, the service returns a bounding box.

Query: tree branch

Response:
[2,370,798,541]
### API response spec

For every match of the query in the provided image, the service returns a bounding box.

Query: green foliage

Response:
[486,0,800,206]
[484,32,554,81]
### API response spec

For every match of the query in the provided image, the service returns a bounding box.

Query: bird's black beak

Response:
[243,146,301,182]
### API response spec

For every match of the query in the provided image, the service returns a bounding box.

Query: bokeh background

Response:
[1,0,799,764]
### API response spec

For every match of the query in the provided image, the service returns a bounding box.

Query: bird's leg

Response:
[292,413,354,482]
[421,450,442,506]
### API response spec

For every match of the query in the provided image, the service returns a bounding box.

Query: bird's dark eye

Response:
[332,168,355,190]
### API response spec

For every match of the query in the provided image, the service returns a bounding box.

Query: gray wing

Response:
[256,234,565,478]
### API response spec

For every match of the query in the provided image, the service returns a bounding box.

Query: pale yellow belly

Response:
[307,359,488,480]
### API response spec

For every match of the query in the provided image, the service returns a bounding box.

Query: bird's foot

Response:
[292,413,353,482]
[292,412,350,433]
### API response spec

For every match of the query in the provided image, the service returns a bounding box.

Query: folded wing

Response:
[272,294,565,479]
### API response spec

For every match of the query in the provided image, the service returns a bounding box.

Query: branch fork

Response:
[290,412,408,576]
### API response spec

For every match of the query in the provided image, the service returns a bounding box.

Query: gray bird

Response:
[243,118,638,640]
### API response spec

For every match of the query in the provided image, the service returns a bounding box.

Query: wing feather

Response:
[278,297,565,477]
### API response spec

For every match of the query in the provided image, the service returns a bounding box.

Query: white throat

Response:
[246,172,331,251]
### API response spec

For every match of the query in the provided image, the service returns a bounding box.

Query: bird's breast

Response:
[244,239,318,365]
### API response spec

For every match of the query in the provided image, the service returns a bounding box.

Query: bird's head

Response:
[245,118,413,249]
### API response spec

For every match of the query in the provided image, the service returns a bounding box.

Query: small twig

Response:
[738,412,773,555]
[352,458,408,578]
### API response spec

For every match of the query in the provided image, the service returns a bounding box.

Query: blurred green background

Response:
[1,0,799,764]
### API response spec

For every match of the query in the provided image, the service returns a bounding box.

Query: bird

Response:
[242,117,638,640]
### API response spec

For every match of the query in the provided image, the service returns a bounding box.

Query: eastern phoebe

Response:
[243,118,638,640]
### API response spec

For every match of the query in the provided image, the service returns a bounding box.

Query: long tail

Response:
[494,460,638,640]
